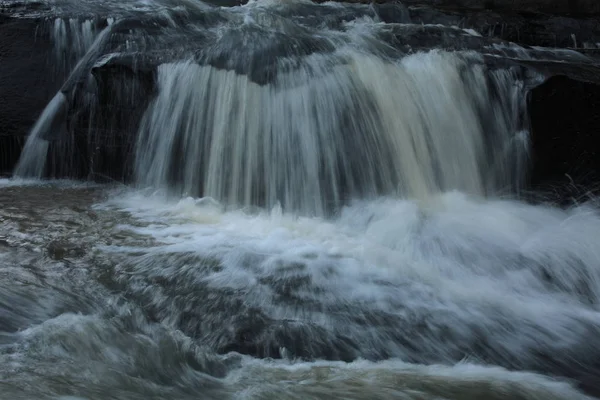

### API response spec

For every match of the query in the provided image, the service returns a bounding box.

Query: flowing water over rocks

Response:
[2,182,600,399]
[3,0,600,399]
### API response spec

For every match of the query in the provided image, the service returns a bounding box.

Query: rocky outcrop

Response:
[528,75,600,203]
[0,11,158,179]
[370,1,600,49]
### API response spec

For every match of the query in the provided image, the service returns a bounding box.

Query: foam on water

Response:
[228,358,595,400]
[96,190,600,380]
[3,309,593,399]
[1,181,599,398]
[102,189,600,304]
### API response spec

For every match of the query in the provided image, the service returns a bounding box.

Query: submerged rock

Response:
[47,239,86,259]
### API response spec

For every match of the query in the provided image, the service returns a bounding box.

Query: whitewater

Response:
[2,0,600,399]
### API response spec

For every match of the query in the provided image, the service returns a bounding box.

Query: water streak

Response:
[13,92,68,178]
[13,21,125,179]
[136,50,528,215]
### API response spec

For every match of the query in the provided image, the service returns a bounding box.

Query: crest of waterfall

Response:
[51,18,97,64]
[135,50,529,215]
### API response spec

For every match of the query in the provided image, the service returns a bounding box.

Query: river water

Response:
[1,180,600,399]
[4,0,600,398]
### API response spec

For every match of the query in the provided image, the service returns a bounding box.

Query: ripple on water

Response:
[1,183,600,399]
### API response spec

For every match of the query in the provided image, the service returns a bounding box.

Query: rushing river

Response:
[3,0,600,398]
[1,180,600,399]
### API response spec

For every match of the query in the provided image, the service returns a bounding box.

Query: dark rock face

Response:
[416,9,600,49]
[0,16,61,173]
[389,2,600,49]
[44,61,155,182]
[528,75,600,202]
[339,1,600,48]
[395,0,600,15]
[0,10,157,179]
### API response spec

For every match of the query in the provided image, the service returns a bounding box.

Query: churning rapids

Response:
[3,0,600,399]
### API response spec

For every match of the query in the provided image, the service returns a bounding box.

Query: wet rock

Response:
[345,0,600,49]
[0,15,60,174]
[47,240,86,260]
[388,0,600,16]
[372,2,412,23]
[403,4,600,49]
[43,61,156,181]
[527,75,600,202]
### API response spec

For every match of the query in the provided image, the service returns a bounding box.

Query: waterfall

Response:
[13,1,532,214]
[12,20,124,179]
[6,2,600,398]
[13,92,68,178]
[135,50,528,215]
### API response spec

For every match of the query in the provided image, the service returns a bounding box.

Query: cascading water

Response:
[135,51,528,214]
[12,92,68,178]
[51,17,98,70]
[13,0,533,212]
[4,1,600,399]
